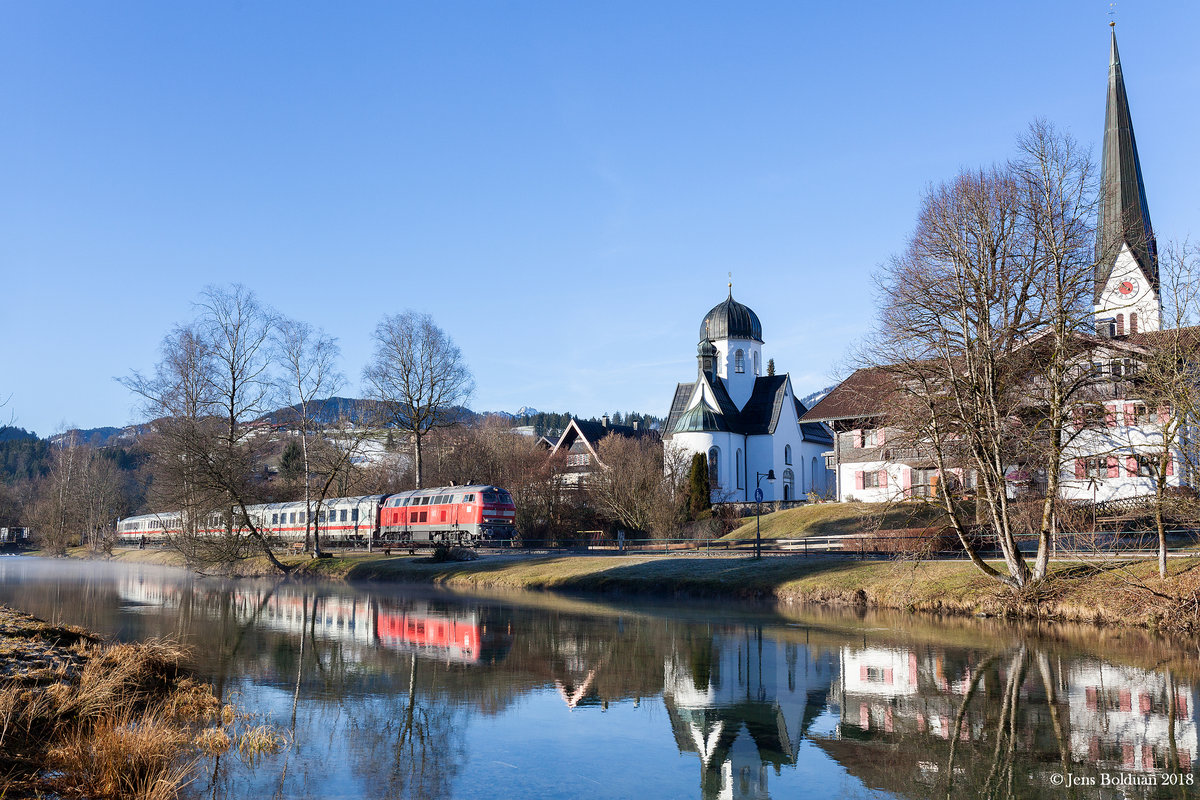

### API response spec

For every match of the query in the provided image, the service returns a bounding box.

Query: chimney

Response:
[601,415,609,428]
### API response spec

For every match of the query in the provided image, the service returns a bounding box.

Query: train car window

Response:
[289,512,296,524]
[271,513,278,525]
[340,509,347,522]
[351,509,359,522]
[318,511,325,523]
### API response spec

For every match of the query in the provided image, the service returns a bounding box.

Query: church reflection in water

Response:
[662,627,837,800]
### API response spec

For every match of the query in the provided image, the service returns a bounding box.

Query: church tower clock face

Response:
[1114,278,1139,298]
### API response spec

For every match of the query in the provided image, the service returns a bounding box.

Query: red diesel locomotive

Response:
[116,484,518,548]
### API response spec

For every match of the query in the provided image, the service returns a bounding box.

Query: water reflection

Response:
[1,557,1197,799]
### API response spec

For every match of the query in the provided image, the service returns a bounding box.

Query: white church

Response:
[663,290,833,503]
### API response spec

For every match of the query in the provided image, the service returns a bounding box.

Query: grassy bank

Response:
[0,605,283,799]
[723,501,947,540]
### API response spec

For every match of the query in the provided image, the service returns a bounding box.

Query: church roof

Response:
[1096,25,1158,303]
[671,401,730,434]
[666,373,832,443]
[699,290,763,343]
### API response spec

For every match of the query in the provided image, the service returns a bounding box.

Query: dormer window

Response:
[735,349,745,373]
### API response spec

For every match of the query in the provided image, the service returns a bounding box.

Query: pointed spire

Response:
[1096,23,1158,303]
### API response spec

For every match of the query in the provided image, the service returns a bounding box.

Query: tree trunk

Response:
[414,432,424,489]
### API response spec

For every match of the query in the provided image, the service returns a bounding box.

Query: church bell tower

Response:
[1095,23,1161,335]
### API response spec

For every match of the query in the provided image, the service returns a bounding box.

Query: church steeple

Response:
[1096,23,1158,306]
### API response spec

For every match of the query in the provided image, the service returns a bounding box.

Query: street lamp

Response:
[755,469,776,559]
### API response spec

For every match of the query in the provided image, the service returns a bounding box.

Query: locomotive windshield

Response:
[482,490,513,504]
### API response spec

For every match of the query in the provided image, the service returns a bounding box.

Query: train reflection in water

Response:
[118,574,513,666]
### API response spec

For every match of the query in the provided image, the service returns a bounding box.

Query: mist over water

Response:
[1,557,1196,799]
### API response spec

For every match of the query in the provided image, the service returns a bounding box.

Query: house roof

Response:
[800,367,896,423]
[550,417,659,465]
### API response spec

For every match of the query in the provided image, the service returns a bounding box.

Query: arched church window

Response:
[812,457,820,494]
[1130,312,1138,334]
[753,351,760,375]
[708,447,719,487]
[783,468,795,501]
[735,349,745,374]
[1116,314,1125,336]
[736,449,743,488]
[784,445,792,465]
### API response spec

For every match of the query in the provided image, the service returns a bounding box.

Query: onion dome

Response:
[671,402,729,434]
[699,289,763,343]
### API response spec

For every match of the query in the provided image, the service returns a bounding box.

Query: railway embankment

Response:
[47,545,1200,631]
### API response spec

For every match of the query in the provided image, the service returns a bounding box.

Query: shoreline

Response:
[45,546,1200,633]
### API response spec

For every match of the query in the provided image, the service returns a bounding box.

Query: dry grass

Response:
[0,606,286,799]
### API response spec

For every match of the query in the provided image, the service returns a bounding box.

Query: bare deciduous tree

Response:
[587,434,683,537]
[870,123,1104,590]
[362,311,474,489]
[122,285,290,572]
[275,317,367,556]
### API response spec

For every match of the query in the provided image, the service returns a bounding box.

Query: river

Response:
[1,556,1197,799]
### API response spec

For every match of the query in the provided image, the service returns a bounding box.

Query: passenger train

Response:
[116,484,518,548]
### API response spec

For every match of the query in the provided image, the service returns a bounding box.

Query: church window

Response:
[708,447,719,487]
[736,449,743,488]
[735,349,745,373]
[753,351,760,375]
[783,468,795,501]
[1116,314,1125,336]
[1130,312,1138,334]
[784,445,792,465]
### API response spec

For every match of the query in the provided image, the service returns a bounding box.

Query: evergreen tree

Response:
[280,439,305,483]
[767,358,775,376]
[686,453,712,520]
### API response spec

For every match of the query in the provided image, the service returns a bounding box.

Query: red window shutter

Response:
[1167,458,1174,477]
[1140,694,1152,714]
[1106,406,1117,427]
[855,471,864,490]
[1086,687,1098,710]
[1075,459,1085,479]
[1125,403,1136,423]
[901,468,912,496]
[883,668,894,684]
[1073,407,1084,427]
[1120,690,1132,712]
[1159,404,1171,423]
[1127,456,1138,476]
[879,470,888,488]
[877,428,886,446]
[1107,457,1119,479]
[854,430,863,448]
[1178,695,1190,716]
[860,665,869,681]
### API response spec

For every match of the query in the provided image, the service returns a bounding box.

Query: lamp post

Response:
[755,469,776,559]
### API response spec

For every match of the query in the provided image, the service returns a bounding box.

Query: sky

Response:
[3,2,1200,437]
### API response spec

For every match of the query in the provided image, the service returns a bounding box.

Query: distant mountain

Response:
[264,397,478,428]
[800,385,837,410]
[48,426,145,447]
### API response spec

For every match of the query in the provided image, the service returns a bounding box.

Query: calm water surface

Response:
[1,556,1198,800]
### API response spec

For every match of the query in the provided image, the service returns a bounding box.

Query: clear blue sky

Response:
[4,2,1199,436]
